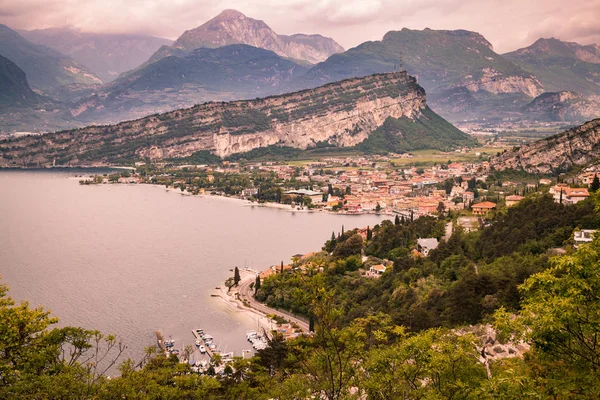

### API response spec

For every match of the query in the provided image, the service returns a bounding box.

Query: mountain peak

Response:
[151,10,343,65]
[214,9,247,20]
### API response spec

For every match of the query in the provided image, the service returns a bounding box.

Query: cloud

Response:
[0,0,598,52]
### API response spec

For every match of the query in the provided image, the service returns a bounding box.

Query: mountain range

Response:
[0,72,473,166]
[18,28,173,82]
[504,38,600,97]
[0,8,598,138]
[146,10,343,66]
[0,24,102,93]
[71,44,309,123]
[490,118,600,174]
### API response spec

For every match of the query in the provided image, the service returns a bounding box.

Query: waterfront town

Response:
[86,152,597,220]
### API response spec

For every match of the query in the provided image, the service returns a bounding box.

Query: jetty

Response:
[192,329,216,359]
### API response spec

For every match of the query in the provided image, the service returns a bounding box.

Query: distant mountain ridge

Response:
[0,54,41,107]
[504,38,600,96]
[0,72,472,166]
[523,91,600,122]
[299,28,544,121]
[147,9,344,65]
[18,28,172,82]
[490,118,600,174]
[71,44,309,123]
[0,24,102,93]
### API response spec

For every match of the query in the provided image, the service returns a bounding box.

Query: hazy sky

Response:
[1,0,599,53]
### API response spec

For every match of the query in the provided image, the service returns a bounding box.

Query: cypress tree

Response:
[341,225,344,236]
[395,215,400,225]
[254,275,261,294]
[559,189,563,205]
[366,226,372,241]
[280,261,284,274]
[234,266,241,286]
[591,175,600,192]
[410,210,414,222]
[309,315,315,332]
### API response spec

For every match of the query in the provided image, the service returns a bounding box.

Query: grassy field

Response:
[283,146,511,168]
[388,147,510,167]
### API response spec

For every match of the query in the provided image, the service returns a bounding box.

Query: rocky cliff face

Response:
[148,10,343,65]
[301,28,544,121]
[504,38,600,96]
[523,91,600,122]
[490,119,600,174]
[0,73,431,166]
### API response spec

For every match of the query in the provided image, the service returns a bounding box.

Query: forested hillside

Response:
[2,192,600,398]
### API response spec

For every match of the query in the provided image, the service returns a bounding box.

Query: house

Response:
[551,186,590,204]
[505,195,524,207]
[417,238,439,257]
[369,264,387,276]
[565,187,590,204]
[462,191,475,204]
[539,178,552,185]
[472,201,496,215]
[574,229,597,248]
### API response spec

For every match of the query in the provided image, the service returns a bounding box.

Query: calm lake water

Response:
[0,170,389,366]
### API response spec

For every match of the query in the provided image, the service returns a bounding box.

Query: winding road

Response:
[237,273,310,332]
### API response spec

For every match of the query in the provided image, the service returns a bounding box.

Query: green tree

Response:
[495,234,600,397]
[394,215,400,225]
[254,275,261,294]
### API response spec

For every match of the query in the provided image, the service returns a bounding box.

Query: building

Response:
[551,186,590,204]
[564,187,590,204]
[417,238,439,257]
[505,195,524,207]
[472,201,496,215]
[369,264,387,276]
[574,229,597,248]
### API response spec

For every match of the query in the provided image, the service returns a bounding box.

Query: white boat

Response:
[195,339,202,346]
[199,345,206,353]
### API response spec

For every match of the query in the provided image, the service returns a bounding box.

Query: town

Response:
[85,151,599,223]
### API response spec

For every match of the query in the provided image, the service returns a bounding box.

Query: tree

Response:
[375,203,381,212]
[345,186,351,195]
[394,215,400,225]
[233,267,241,286]
[437,201,446,216]
[332,233,363,259]
[591,174,600,192]
[280,261,284,274]
[224,277,235,293]
[495,234,600,397]
[366,226,373,241]
[254,275,261,294]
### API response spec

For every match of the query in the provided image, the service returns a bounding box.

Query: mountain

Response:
[18,28,172,82]
[147,9,343,65]
[0,54,83,134]
[0,72,472,166]
[504,38,600,96]
[490,118,600,174]
[71,44,309,123]
[0,24,102,93]
[0,54,41,107]
[300,28,544,121]
[522,91,600,122]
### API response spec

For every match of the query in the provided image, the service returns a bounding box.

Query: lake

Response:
[0,170,389,367]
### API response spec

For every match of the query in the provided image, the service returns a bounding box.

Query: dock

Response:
[191,329,215,359]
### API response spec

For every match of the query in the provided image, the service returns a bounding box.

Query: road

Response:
[237,273,310,332]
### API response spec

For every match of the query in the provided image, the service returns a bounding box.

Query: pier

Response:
[191,329,216,359]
